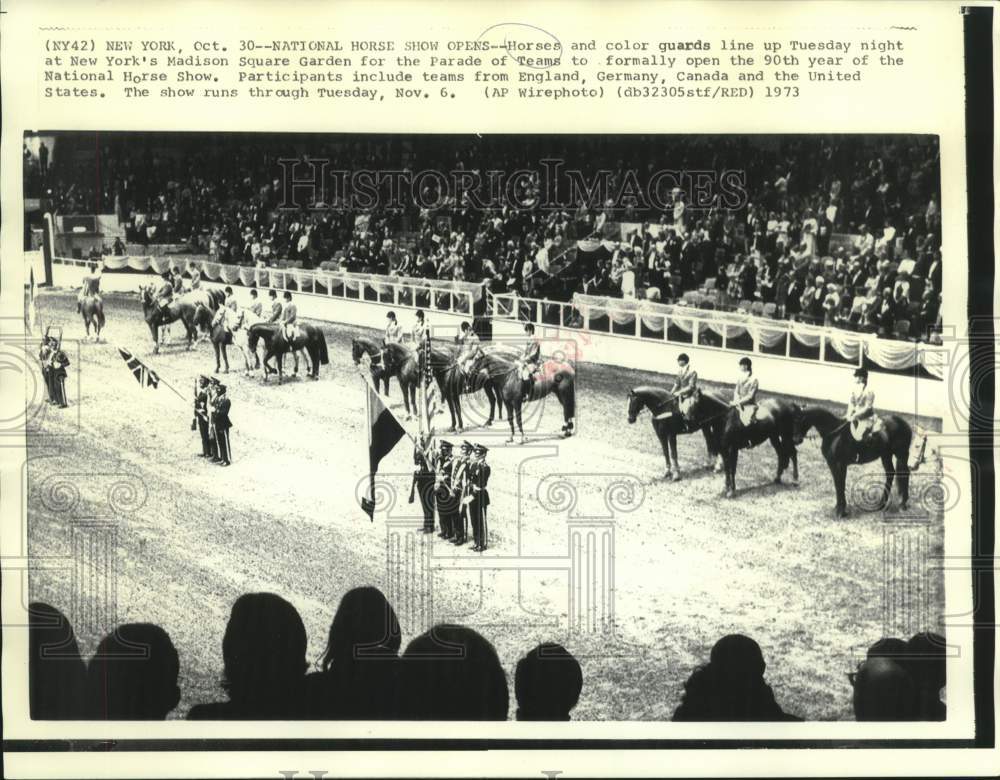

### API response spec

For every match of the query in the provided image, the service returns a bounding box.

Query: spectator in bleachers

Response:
[187,592,308,720]
[86,623,181,720]
[514,643,583,721]
[28,602,87,720]
[851,656,919,721]
[398,624,509,720]
[672,634,800,722]
[902,632,946,721]
[303,587,402,720]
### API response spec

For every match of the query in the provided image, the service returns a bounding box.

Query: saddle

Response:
[737,403,759,427]
[850,415,884,442]
[678,388,699,418]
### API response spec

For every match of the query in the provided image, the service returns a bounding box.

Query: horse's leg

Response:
[725,449,738,498]
[516,403,525,444]
[655,424,672,478]
[222,343,230,373]
[878,452,895,511]
[771,434,785,484]
[896,452,910,510]
[669,432,681,481]
[484,384,495,427]
[506,400,516,442]
[833,461,848,517]
[701,427,714,470]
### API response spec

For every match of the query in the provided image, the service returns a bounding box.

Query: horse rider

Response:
[409,434,437,534]
[77,261,102,314]
[384,311,403,345]
[267,289,283,323]
[730,356,759,438]
[519,322,541,401]
[468,443,491,552]
[154,272,174,315]
[213,286,237,330]
[670,352,699,419]
[457,321,482,390]
[281,291,299,341]
[434,440,457,541]
[846,367,879,453]
[189,267,202,290]
[171,267,185,295]
[38,336,54,403]
[248,287,263,318]
[412,309,428,345]
[210,383,233,466]
[47,338,71,408]
[193,375,212,458]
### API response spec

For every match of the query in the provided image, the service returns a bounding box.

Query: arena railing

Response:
[54,254,480,318]
[488,291,947,381]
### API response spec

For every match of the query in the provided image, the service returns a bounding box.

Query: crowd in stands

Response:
[26,133,942,341]
[29,588,945,722]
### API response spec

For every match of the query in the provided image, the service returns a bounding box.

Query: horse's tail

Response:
[556,370,575,419]
[316,332,329,365]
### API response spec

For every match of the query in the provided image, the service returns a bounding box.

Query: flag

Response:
[418,333,442,437]
[25,266,38,334]
[118,347,162,389]
[361,379,408,520]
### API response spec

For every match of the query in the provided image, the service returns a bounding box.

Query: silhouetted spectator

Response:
[86,623,180,720]
[28,602,86,719]
[398,624,508,720]
[903,632,946,720]
[303,587,402,719]
[514,643,582,721]
[187,593,307,719]
[672,634,800,721]
[852,657,918,721]
[866,637,908,660]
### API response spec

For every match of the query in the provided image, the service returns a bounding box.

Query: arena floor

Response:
[26,289,944,721]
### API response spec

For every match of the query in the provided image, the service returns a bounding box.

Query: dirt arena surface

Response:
[26,289,944,721]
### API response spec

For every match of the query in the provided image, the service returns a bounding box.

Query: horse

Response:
[719,398,801,499]
[793,406,923,517]
[80,293,105,342]
[140,285,223,353]
[370,342,421,419]
[478,350,576,443]
[352,336,391,396]
[428,343,513,432]
[208,307,263,375]
[247,322,329,382]
[626,386,726,480]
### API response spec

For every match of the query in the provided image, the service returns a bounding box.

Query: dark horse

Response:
[719,398,801,499]
[370,342,421,419]
[247,322,329,382]
[351,336,391,396]
[428,343,512,433]
[80,293,105,342]
[478,350,576,443]
[140,285,223,353]
[793,406,925,517]
[626,386,726,480]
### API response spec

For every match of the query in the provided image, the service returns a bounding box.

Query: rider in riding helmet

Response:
[412,309,428,345]
[248,287,263,318]
[155,272,174,312]
[77,261,102,313]
[457,321,481,391]
[281,291,298,341]
[520,322,541,401]
[846,367,876,445]
[671,353,699,419]
[384,311,403,345]
[731,357,759,430]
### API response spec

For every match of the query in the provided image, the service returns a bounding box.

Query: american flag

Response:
[117,347,161,389]
[418,332,442,438]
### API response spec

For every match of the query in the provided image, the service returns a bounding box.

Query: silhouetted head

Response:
[320,587,401,672]
[515,643,582,721]
[400,624,509,720]
[866,637,908,661]
[221,593,307,708]
[28,602,86,719]
[902,632,946,719]
[852,657,918,721]
[86,623,180,720]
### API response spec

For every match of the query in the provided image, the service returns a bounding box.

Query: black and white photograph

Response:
[21,131,951,722]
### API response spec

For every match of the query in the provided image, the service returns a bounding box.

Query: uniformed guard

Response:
[211,384,233,466]
[48,338,70,408]
[519,322,541,401]
[468,444,492,552]
[193,375,211,458]
[409,434,436,534]
[38,336,54,404]
[671,353,699,418]
[452,440,474,545]
[434,440,457,540]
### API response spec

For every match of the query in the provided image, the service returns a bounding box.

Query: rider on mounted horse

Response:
[412,309,428,345]
[384,311,403,345]
[730,357,759,444]
[457,321,482,391]
[670,353,699,419]
[212,286,240,331]
[281,291,299,341]
[519,322,541,401]
[248,287,263,318]
[154,272,174,314]
[77,261,102,313]
[846,367,880,458]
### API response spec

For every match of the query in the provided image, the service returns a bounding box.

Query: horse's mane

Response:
[385,341,416,361]
[631,385,674,404]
